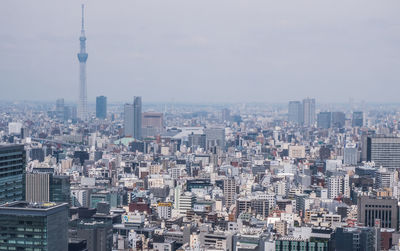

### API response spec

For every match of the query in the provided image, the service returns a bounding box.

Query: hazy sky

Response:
[1,0,400,103]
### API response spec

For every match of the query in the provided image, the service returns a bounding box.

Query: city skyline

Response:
[1,0,400,103]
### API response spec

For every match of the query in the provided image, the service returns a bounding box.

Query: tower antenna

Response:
[81,4,85,31]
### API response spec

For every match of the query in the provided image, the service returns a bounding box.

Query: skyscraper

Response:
[56,98,65,120]
[96,96,107,119]
[77,4,88,121]
[352,111,364,127]
[288,101,302,124]
[124,103,134,137]
[331,111,346,128]
[302,98,316,127]
[0,145,25,203]
[317,112,331,129]
[133,96,142,139]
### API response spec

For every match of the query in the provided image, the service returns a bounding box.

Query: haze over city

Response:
[1,0,400,103]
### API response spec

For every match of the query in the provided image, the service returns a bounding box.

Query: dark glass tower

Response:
[96,96,107,119]
[0,144,25,203]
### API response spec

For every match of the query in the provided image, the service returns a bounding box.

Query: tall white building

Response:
[344,143,358,165]
[327,175,350,199]
[375,167,397,189]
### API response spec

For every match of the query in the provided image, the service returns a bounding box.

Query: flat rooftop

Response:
[0,201,68,216]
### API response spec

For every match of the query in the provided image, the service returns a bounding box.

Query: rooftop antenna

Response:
[81,4,85,32]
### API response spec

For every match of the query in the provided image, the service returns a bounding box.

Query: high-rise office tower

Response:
[0,202,69,251]
[133,96,142,139]
[56,98,65,120]
[96,96,107,119]
[288,101,303,124]
[302,98,316,127]
[124,103,134,137]
[317,112,331,129]
[0,145,25,203]
[352,111,364,127]
[331,111,346,128]
[221,108,231,122]
[366,136,400,170]
[77,4,88,121]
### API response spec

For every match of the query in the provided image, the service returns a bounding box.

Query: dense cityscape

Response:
[2,2,400,251]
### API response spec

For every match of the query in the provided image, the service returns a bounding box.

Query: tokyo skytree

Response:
[77,4,88,121]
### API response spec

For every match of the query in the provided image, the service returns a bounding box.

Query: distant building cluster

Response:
[2,95,400,251]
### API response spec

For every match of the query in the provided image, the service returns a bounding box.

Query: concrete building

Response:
[223,178,236,209]
[357,196,398,229]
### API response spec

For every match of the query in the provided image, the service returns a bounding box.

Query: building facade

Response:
[0,202,69,251]
[0,144,25,203]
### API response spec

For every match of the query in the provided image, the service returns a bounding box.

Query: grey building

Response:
[124,103,134,137]
[0,144,25,203]
[236,198,269,218]
[204,128,225,151]
[133,96,142,140]
[70,219,113,251]
[357,196,398,230]
[56,98,65,121]
[288,101,303,124]
[352,111,364,127]
[96,96,107,119]
[367,136,400,170]
[334,227,378,251]
[332,111,346,128]
[188,133,206,150]
[303,98,316,127]
[344,144,358,165]
[317,112,331,129]
[25,172,71,204]
[0,201,69,251]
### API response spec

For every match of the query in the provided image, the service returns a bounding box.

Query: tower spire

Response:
[77,4,88,121]
[81,4,85,31]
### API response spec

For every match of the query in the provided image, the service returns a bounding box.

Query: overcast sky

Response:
[1,0,400,103]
